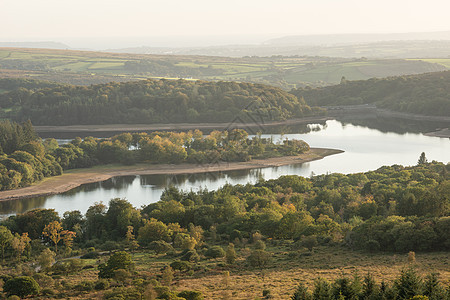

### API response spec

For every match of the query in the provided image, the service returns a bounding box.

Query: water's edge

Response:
[0,148,343,202]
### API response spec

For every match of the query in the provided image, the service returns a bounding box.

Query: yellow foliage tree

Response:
[42,221,63,253]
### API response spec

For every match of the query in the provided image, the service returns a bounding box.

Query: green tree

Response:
[3,276,40,298]
[37,248,56,273]
[0,226,13,261]
[394,268,423,299]
[291,282,312,300]
[300,235,318,252]
[313,278,332,300]
[225,243,237,264]
[138,218,172,246]
[418,152,428,165]
[247,249,271,269]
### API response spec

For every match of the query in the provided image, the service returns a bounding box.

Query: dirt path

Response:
[0,148,343,202]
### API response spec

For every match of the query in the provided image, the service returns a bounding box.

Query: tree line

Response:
[0,78,322,125]
[290,71,450,116]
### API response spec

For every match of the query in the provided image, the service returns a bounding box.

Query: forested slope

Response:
[0,78,320,125]
[291,71,450,116]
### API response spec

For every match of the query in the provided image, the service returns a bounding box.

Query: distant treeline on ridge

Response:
[291,70,450,117]
[0,79,320,125]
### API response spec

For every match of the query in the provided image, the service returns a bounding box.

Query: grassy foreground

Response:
[28,245,449,299]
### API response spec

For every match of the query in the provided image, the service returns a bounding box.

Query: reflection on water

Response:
[43,123,321,140]
[337,114,449,135]
[3,119,450,218]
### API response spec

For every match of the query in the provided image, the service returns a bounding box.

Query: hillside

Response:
[0,47,446,89]
[0,78,319,125]
[291,71,450,116]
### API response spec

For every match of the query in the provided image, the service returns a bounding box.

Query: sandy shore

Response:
[0,148,343,202]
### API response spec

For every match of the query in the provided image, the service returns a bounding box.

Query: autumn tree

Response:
[42,221,63,253]
[11,232,31,261]
[126,225,139,251]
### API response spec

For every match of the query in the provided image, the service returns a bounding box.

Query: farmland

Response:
[0,48,447,89]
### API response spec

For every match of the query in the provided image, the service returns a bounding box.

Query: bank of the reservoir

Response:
[0,148,343,202]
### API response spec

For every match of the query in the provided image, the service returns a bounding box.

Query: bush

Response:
[67,258,84,273]
[178,290,204,300]
[149,240,174,254]
[101,241,121,251]
[74,280,95,292]
[365,240,380,252]
[205,246,225,259]
[247,250,271,269]
[81,250,100,259]
[180,249,200,262]
[170,260,192,272]
[95,279,110,290]
[254,240,266,250]
[32,273,54,289]
[3,276,40,298]
[104,287,142,299]
[41,288,56,296]
[98,251,134,279]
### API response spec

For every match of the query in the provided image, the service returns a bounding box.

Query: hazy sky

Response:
[2,0,450,44]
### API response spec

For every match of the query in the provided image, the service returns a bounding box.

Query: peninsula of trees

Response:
[0,120,310,191]
[291,71,450,116]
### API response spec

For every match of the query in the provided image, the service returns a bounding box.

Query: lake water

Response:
[1,119,449,218]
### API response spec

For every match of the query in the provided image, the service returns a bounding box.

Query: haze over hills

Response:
[3,31,450,58]
[0,41,70,49]
[264,31,450,46]
[107,40,450,58]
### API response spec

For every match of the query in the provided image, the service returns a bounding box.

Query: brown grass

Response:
[166,246,450,299]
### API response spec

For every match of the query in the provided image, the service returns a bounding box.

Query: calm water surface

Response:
[1,119,449,217]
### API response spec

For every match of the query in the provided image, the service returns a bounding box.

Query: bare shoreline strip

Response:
[33,116,333,133]
[0,148,343,202]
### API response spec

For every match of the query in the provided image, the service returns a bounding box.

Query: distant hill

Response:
[290,71,450,116]
[265,31,450,46]
[0,78,320,125]
[0,41,70,49]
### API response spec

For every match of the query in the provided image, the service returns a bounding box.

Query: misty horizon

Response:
[2,30,450,51]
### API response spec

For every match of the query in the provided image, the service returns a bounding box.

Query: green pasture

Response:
[409,58,450,68]
[88,61,125,70]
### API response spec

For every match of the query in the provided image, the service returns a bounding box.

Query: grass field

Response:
[409,58,450,68]
[169,246,450,299]
[0,48,448,88]
[45,245,449,300]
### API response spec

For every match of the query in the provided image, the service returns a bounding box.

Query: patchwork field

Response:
[0,48,447,88]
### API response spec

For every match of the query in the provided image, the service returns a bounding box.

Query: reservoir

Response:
[1,118,449,218]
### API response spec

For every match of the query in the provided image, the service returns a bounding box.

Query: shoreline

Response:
[33,116,333,134]
[0,148,343,202]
